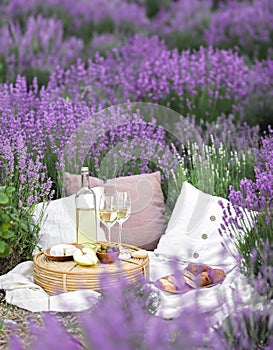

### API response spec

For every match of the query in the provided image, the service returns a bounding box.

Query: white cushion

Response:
[154,182,237,267]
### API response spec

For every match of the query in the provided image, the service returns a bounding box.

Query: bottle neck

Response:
[81,173,89,189]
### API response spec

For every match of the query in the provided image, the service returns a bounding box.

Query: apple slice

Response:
[73,247,98,266]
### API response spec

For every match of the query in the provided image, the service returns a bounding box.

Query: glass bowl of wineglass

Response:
[98,193,118,243]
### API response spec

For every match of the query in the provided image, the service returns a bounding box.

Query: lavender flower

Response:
[205,0,273,60]
[8,334,24,350]
[0,131,53,270]
[198,114,260,153]
[151,0,212,50]
[0,133,53,208]
[87,32,125,57]
[0,33,266,198]
[248,241,273,300]
[46,35,251,123]
[213,305,273,349]
[0,0,150,37]
[229,133,273,214]
[0,15,83,81]
[9,276,210,350]
[220,132,273,275]
[10,313,82,350]
[9,271,272,349]
[244,59,273,130]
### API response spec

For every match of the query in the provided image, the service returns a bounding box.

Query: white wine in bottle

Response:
[76,208,97,243]
[75,167,97,244]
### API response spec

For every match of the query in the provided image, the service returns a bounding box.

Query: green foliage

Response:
[162,164,187,217]
[158,87,238,125]
[145,0,171,18]
[0,300,12,332]
[75,21,95,45]
[243,94,273,133]
[171,141,255,200]
[41,6,74,39]
[0,56,7,83]
[0,140,49,270]
[215,27,273,62]
[238,212,273,277]
[25,68,50,89]
[96,17,116,35]
[164,11,211,53]
[217,307,273,349]
[165,30,207,53]
[154,138,256,220]
[0,186,29,259]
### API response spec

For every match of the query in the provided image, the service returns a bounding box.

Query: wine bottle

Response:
[75,167,97,244]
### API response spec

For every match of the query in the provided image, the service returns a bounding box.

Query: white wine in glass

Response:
[98,194,118,242]
[116,191,131,252]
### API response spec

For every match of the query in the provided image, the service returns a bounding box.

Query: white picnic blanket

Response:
[0,261,100,312]
[148,253,253,322]
[0,188,254,320]
[0,252,253,323]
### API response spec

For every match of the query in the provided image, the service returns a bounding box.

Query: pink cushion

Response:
[63,173,102,196]
[63,171,167,250]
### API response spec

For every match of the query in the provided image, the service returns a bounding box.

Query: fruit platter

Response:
[155,263,226,294]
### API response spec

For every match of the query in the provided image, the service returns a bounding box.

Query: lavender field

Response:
[0,0,273,349]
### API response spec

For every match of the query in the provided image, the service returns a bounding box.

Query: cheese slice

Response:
[49,244,77,256]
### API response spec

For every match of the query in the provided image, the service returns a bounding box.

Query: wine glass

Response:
[98,193,118,243]
[116,191,131,252]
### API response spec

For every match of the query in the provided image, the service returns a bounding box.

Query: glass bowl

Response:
[96,249,120,264]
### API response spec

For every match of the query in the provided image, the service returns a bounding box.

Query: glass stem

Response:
[107,226,111,243]
[118,222,122,249]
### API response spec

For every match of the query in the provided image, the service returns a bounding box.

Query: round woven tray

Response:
[33,243,149,295]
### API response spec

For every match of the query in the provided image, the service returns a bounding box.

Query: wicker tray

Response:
[33,243,149,295]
